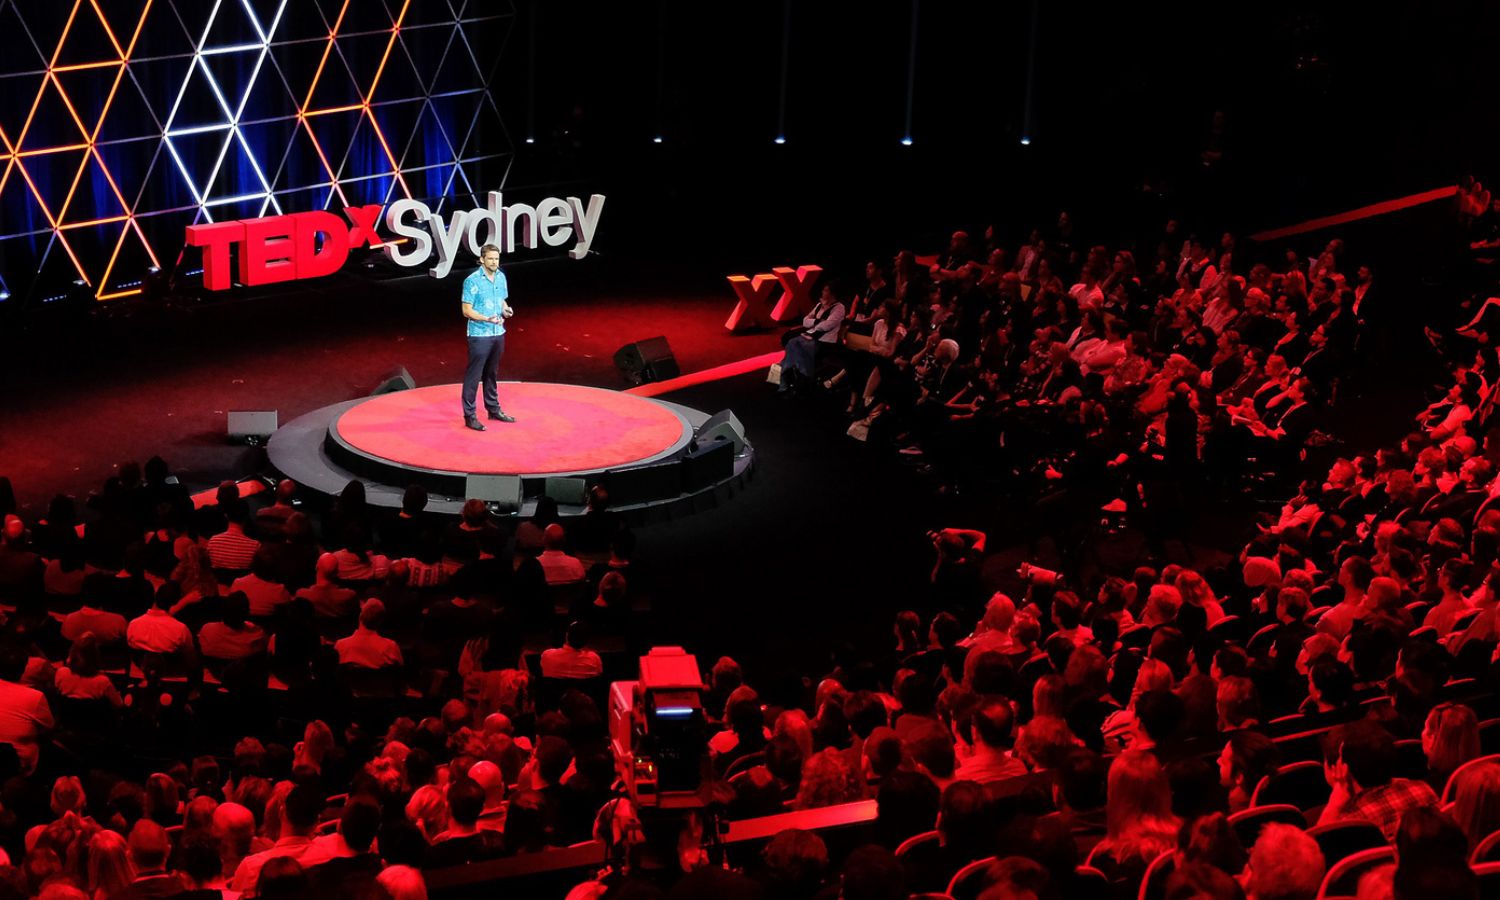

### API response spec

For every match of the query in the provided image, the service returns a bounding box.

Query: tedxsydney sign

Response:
[184,192,605,290]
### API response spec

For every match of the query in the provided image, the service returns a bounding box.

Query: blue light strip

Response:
[160,0,288,223]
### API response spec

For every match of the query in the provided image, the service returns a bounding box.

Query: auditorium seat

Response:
[1229,804,1307,847]
[1470,828,1500,864]
[1442,753,1500,803]
[1071,866,1113,900]
[1306,821,1386,870]
[947,855,996,900]
[1317,846,1395,899]
[1479,718,1500,754]
[1304,606,1331,626]
[894,830,940,859]
[1018,653,1053,682]
[1136,850,1175,900]
[338,664,405,699]
[723,751,766,780]
[1392,739,1428,780]
[1451,608,1484,633]
[1247,623,1278,656]
[1472,861,1500,895]
[1251,761,1331,811]
[1207,614,1249,644]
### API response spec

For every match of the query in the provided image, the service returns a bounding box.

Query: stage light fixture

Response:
[653,136,663,144]
[774,136,786,145]
[901,137,913,146]
[1020,136,1032,145]
[525,137,535,144]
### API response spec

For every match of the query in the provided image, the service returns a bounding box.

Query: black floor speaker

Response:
[371,365,416,395]
[613,336,680,385]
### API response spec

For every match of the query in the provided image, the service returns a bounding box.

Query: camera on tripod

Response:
[609,647,712,809]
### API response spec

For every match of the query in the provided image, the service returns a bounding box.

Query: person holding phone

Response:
[460,243,515,430]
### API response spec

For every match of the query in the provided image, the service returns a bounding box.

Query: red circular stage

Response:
[332,383,691,476]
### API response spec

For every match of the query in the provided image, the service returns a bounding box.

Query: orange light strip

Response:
[27,0,161,297]
[95,0,160,298]
[304,104,363,117]
[47,1,82,69]
[366,1,410,101]
[87,0,126,58]
[50,68,105,233]
[59,214,129,229]
[51,60,119,73]
[9,158,88,283]
[119,0,152,57]
[49,70,97,145]
[101,217,162,298]
[364,108,410,199]
[0,126,14,196]
[17,144,90,157]
[300,0,351,111]
[299,0,354,208]
[362,0,412,199]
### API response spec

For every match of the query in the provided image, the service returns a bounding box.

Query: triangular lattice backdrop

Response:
[0,0,513,302]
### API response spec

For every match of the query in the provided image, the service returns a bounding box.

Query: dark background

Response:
[2,0,1497,346]
[503,0,1500,272]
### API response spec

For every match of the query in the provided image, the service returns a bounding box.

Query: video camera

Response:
[1017,561,1060,587]
[609,647,712,809]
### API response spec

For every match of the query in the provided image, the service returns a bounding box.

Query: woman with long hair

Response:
[170,540,220,615]
[893,611,923,660]
[86,829,134,900]
[1089,750,1182,882]
[1174,570,1226,625]
[774,709,815,765]
[1450,759,1500,849]
[144,773,181,827]
[1101,658,1173,754]
[792,748,865,811]
[1422,702,1481,791]
[54,632,123,706]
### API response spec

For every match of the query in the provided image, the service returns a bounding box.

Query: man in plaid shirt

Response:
[1317,720,1438,840]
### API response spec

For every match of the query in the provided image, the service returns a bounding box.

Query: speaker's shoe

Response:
[487,409,516,423]
[464,417,486,431]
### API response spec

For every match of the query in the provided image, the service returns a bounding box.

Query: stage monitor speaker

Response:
[371,366,416,396]
[227,410,277,443]
[606,460,683,506]
[613,336,679,385]
[694,409,747,455]
[682,439,734,493]
[544,476,588,506]
[465,474,522,512]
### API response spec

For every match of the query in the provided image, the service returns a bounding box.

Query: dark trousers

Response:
[462,334,506,419]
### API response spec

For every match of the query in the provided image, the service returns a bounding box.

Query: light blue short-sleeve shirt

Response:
[463,268,508,337]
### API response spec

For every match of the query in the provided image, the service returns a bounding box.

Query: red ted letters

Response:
[724,264,822,333]
[185,205,384,290]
